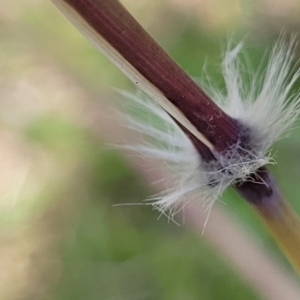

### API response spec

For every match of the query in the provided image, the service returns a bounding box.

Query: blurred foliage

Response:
[1,0,300,299]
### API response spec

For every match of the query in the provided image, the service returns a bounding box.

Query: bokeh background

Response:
[1,0,300,299]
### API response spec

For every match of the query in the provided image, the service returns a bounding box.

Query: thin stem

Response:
[236,168,300,274]
[256,200,300,274]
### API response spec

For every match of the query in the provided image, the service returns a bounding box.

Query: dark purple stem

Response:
[64,0,240,153]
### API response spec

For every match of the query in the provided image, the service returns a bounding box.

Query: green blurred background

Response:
[1,0,300,299]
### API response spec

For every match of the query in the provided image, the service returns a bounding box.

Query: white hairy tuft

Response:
[120,90,216,219]
[121,38,300,218]
[210,37,300,153]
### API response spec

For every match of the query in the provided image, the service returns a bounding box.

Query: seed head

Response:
[123,38,300,218]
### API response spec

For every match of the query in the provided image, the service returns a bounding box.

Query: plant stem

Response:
[257,200,300,274]
[50,0,240,153]
[235,168,300,274]
[50,0,300,276]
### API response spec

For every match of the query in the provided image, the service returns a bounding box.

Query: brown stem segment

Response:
[59,0,240,153]
[257,200,300,274]
[235,168,300,274]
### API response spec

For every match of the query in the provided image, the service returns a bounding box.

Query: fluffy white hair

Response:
[121,38,300,219]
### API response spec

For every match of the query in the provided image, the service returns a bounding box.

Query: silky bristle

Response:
[119,37,300,217]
